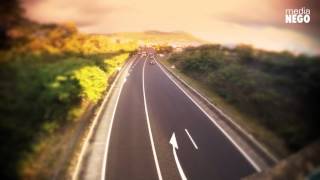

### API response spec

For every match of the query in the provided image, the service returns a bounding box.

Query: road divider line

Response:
[185,129,198,150]
[155,60,262,172]
[142,57,163,180]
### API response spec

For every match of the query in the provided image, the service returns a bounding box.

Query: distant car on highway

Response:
[149,60,156,65]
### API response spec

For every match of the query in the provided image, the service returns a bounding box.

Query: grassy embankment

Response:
[162,44,320,157]
[0,22,137,179]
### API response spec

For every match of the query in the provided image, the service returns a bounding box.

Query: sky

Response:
[23,0,320,55]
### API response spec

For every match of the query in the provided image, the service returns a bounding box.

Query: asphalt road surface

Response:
[105,54,256,180]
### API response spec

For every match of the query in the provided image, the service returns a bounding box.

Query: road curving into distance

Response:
[103,52,257,180]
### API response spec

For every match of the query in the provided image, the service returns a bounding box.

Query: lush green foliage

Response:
[0,21,134,179]
[168,44,320,151]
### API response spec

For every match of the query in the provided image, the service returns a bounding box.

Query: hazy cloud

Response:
[23,0,120,27]
[216,0,320,40]
[22,0,320,54]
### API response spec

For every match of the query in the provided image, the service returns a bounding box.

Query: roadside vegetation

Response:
[0,2,137,178]
[166,44,320,155]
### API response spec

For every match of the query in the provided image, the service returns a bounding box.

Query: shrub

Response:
[168,44,320,151]
[74,66,107,102]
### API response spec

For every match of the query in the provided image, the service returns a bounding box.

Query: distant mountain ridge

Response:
[106,31,206,45]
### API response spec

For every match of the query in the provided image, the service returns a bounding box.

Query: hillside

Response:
[107,31,206,46]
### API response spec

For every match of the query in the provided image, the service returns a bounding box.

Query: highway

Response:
[104,53,257,180]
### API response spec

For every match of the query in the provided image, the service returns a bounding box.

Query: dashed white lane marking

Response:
[155,59,262,172]
[185,129,199,150]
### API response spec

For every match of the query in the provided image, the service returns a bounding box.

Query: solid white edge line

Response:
[185,129,199,150]
[100,58,136,180]
[155,60,262,172]
[163,60,278,163]
[142,57,163,180]
[72,56,135,180]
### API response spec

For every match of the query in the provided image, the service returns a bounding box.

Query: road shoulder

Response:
[157,57,279,170]
[72,56,135,180]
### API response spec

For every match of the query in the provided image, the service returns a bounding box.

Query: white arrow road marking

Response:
[185,129,198,150]
[170,133,187,180]
[156,60,261,172]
